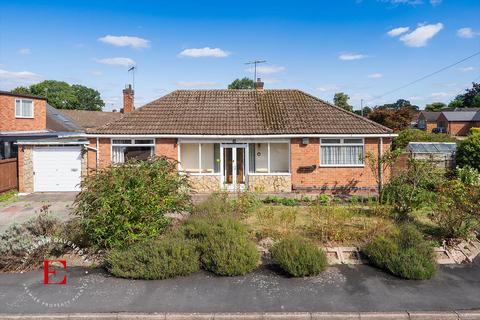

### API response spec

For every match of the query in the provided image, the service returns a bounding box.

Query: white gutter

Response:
[86,133,397,138]
[16,141,89,145]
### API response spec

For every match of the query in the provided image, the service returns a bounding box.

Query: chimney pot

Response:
[254,78,264,91]
[122,84,134,113]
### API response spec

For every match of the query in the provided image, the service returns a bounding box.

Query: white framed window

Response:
[248,142,290,174]
[179,143,220,174]
[320,138,364,167]
[111,139,155,163]
[15,99,34,118]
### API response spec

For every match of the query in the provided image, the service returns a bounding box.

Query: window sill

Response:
[248,172,291,176]
[15,116,34,119]
[319,164,365,168]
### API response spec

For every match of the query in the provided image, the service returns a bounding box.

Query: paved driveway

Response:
[0,192,77,232]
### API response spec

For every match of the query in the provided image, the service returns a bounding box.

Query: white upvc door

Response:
[33,146,82,192]
[221,144,248,191]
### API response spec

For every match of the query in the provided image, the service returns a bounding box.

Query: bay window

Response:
[249,142,290,174]
[179,143,220,174]
[320,138,364,166]
[111,139,155,163]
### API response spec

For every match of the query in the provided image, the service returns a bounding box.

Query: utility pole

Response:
[361,99,364,117]
[245,60,266,81]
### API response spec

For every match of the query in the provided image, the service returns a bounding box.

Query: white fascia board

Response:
[15,141,89,145]
[86,133,398,139]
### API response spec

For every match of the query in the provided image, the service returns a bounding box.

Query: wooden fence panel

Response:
[0,158,18,193]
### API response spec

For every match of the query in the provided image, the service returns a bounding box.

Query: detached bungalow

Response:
[81,81,394,194]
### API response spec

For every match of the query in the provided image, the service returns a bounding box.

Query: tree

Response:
[392,128,456,150]
[365,149,401,197]
[228,78,254,89]
[456,133,480,170]
[333,92,353,112]
[448,82,480,109]
[379,99,419,111]
[425,102,447,111]
[353,106,372,117]
[12,80,104,111]
[367,106,415,131]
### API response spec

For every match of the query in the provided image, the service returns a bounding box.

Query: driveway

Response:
[0,258,479,314]
[0,192,77,232]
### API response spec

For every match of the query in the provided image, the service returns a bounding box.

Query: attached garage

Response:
[33,146,82,192]
[16,139,88,193]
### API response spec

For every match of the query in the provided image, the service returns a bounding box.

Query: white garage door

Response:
[33,146,82,192]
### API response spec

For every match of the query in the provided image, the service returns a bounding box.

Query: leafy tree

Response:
[456,133,480,170]
[365,149,401,196]
[379,99,419,111]
[228,77,254,89]
[448,82,480,109]
[392,128,456,150]
[353,106,372,117]
[425,102,447,111]
[12,80,104,111]
[367,106,415,131]
[333,92,353,112]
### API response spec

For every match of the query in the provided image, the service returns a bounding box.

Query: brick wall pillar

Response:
[155,138,178,160]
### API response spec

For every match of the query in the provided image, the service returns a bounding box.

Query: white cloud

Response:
[399,23,443,47]
[262,78,281,84]
[368,73,383,79]
[179,47,230,58]
[338,53,367,61]
[458,66,476,72]
[19,48,31,55]
[98,35,150,48]
[457,27,479,39]
[430,0,442,5]
[316,85,341,92]
[387,27,410,37]
[175,81,218,87]
[430,92,452,98]
[0,69,42,89]
[381,0,440,5]
[91,70,103,76]
[96,57,136,67]
[246,65,286,74]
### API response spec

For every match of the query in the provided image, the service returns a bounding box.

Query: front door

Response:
[222,145,246,191]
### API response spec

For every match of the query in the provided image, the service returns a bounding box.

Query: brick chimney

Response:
[122,84,134,113]
[254,78,264,91]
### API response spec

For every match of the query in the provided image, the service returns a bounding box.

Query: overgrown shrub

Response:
[105,236,199,279]
[363,225,436,280]
[193,191,260,218]
[430,179,480,239]
[0,212,61,271]
[271,236,327,277]
[75,157,191,249]
[382,159,444,220]
[456,133,480,171]
[255,205,298,239]
[392,128,455,150]
[456,166,480,186]
[182,216,259,276]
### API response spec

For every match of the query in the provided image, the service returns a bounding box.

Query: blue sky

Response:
[1,0,479,111]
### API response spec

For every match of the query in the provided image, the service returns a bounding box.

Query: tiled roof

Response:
[419,111,441,122]
[89,90,392,135]
[442,111,480,122]
[58,109,123,129]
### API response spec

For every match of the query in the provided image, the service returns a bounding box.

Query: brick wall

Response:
[426,122,437,133]
[290,137,391,194]
[155,138,178,160]
[98,138,111,168]
[448,121,473,136]
[0,93,46,132]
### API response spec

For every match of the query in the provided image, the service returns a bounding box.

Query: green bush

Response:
[470,127,480,135]
[456,166,480,186]
[105,236,200,280]
[183,217,259,276]
[0,213,61,271]
[363,225,436,280]
[392,128,456,150]
[75,157,191,249]
[382,159,444,220]
[456,133,480,171]
[271,236,327,277]
[430,179,480,239]
[313,194,331,205]
[263,196,300,206]
[194,191,261,218]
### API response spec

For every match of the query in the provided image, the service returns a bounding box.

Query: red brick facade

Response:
[155,138,178,160]
[0,93,47,132]
[436,113,480,136]
[290,137,391,193]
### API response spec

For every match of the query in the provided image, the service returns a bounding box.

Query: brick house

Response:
[436,110,480,136]
[85,81,395,194]
[417,111,441,133]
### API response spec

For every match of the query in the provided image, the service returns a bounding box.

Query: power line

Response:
[368,50,480,104]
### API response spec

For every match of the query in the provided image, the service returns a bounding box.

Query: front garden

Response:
[1,141,479,281]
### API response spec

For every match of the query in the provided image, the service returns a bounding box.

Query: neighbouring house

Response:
[417,111,441,132]
[436,110,480,136]
[0,90,122,193]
